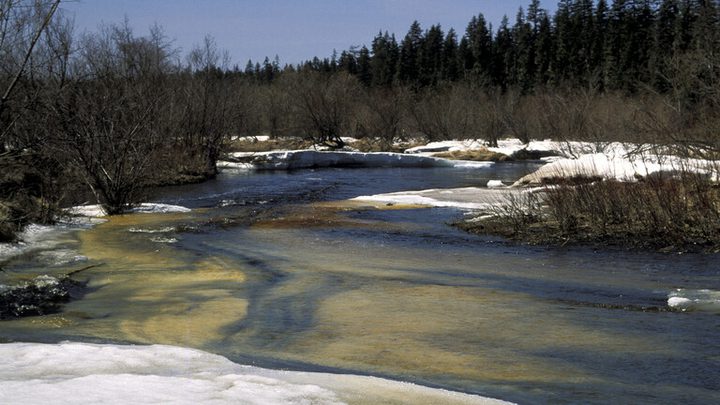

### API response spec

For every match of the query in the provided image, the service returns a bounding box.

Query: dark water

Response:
[2,163,720,405]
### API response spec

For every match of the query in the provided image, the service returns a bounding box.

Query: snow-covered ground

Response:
[221,150,493,171]
[403,138,630,158]
[0,342,509,405]
[513,152,718,185]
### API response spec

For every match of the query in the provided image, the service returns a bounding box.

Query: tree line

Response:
[0,0,719,239]
[242,0,719,94]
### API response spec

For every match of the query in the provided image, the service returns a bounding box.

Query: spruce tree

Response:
[465,14,493,82]
[397,21,423,84]
[513,7,536,92]
[493,16,514,89]
[442,28,460,82]
[370,32,399,87]
[418,24,444,86]
[357,46,372,86]
[535,11,554,86]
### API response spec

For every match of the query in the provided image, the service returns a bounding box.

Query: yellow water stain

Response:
[118,294,248,347]
[29,314,75,328]
[68,210,250,348]
[277,284,660,386]
[314,200,431,211]
[251,203,411,231]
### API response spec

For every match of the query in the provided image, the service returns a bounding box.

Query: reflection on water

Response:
[2,165,720,404]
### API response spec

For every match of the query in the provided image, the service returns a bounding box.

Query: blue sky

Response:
[62,1,557,67]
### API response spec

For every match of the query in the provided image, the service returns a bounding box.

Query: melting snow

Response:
[353,187,532,210]
[0,342,509,405]
[668,289,720,313]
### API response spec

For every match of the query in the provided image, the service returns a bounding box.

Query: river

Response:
[1,164,719,404]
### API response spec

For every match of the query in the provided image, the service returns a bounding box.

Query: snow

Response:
[667,289,720,313]
[231,135,271,142]
[405,140,486,154]
[353,187,532,210]
[513,152,718,186]
[67,203,191,218]
[0,342,509,405]
[403,138,639,161]
[217,160,255,170]
[487,180,505,188]
[225,150,493,171]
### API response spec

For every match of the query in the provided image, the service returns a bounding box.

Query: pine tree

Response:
[458,36,474,76]
[244,59,255,78]
[593,0,609,89]
[418,24,444,86]
[535,10,554,85]
[338,49,358,75]
[442,28,460,82]
[513,7,536,92]
[370,32,399,87]
[357,46,372,86]
[397,21,423,84]
[493,16,514,89]
[694,0,720,54]
[553,0,574,83]
[465,14,493,82]
[653,0,680,90]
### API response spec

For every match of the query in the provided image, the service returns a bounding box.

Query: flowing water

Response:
[1,164,720,404]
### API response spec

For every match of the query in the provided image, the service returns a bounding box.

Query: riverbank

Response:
[454,144,720,253]
[2,162,719,404]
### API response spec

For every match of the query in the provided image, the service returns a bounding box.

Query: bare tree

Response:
[176,35,237,175]
[48,22,174,214]
[0,0,61,152]
[289,71,360,148]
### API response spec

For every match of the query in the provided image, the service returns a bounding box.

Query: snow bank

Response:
[405,140,486,154]
[404,138,638,161]
[513,153,718,186]
[0,342,509,405]
[226,150,493,171]
[68,203,191,218]
[668,289,720,313]
[353,187,530,210]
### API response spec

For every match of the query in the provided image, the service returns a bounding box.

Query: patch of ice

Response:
[66,205,107,218]
[150,236,178,244]
[0,342,509,405]
[68,203,191,218]
[668,289,720,313]
[132,203,191,214]
[128,227,176,234]
[353,187,529,210]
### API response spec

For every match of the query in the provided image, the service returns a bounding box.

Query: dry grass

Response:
[462,172,720,253]
[433,149,511,162]
[226,137,312,152]
[351,138,424,153]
